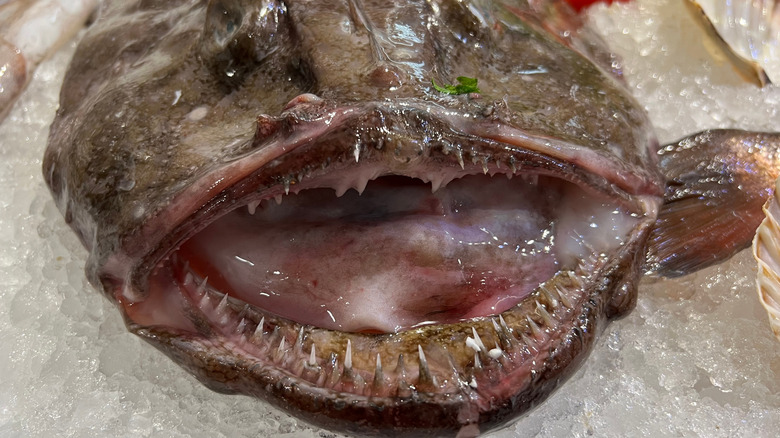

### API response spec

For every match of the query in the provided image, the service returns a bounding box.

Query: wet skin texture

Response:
[42,0,780,436]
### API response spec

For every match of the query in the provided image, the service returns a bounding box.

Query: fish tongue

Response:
[177,174,561,333]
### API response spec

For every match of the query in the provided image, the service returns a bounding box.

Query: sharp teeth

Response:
[355,176,369,195]
[431,178,441,193]
[197,280,210,308]
[247,200,260,215]
[373,353,384,389]
[253,317,265,339]
[334,179,351,197]
[351,372,366,393]
[354,144,361,163]
[283,179,291,195]
[492,318,503,334]
[395,354,406,376]
[183,271,193,286]
[344,340,353,370]
[555,282,574,309]
[536,302,556,326]
[274,194,283,205]
[417,345,437,387]
[327,357,341,388]
[236,317,247,334]
[559,291,573,309]
[295,327,305,350]
[469,377,478,388]
[199,293,210,309]
[395,354,412,397]
[473,352,482,369]
[417,345,428,368]
[196,276,208,296]
[541,286,560,310]
[499,315,510,332]
[455,149,465,169]
[466,337,482,353]
[216,293,229,314]
[330,362,343,388]
[274,337,287,364]
[472,327,486,351]
[492,315,518,351]
[432,174,455,193]
[481,156,489,174]
[308,344,317,366]
[526,315,542,337]
[488,347,503,360]
[571,268,588,287]
[430,176,443,193]
[314,367,327,387]
[509,156,518,173]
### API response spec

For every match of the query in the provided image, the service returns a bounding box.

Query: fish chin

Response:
[118,128,652,435]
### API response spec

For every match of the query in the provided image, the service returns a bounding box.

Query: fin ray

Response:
[647,130,780,277]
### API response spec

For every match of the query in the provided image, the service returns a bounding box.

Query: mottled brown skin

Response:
[42,0,780,436]
[44,0,659,280]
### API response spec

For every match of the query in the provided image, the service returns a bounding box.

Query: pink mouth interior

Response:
[169,173,632,333]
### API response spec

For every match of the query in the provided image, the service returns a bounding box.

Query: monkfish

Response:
[41,0,780,436]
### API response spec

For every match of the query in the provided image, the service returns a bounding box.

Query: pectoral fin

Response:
[646,129,780,277]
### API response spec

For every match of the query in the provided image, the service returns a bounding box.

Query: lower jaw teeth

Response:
[172,256,597,398]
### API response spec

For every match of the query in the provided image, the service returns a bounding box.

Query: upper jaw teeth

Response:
[242,154,541,215]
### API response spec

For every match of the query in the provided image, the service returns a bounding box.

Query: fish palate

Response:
[41,0,780,436]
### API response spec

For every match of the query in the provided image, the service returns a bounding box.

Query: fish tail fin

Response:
[646,129,780,277]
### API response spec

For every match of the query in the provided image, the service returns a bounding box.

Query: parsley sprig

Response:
[432,76,481,95]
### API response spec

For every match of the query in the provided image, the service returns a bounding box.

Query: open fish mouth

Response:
[113,102,655,434]
[38,0,780,434]
[38,0,670,434]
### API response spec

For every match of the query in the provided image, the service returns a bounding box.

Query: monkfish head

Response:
[43,0,668,435]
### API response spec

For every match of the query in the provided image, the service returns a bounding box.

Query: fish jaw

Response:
[130,267,623,436]
[87,100,660,435]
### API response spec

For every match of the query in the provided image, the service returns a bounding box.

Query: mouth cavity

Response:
[182,173,564,332]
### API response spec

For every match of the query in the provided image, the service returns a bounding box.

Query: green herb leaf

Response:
[432,76,481,95]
